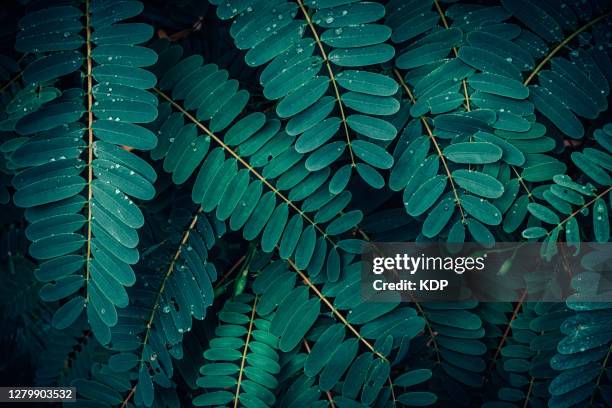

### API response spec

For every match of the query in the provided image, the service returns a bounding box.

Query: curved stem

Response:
[485,289,527,378]
[84,0,94,301]
[393,69,466,222]
[432,0,470,112]
[234,296,258,407]
[590,344,612,405]
[303,340,337,407]
[153,88,336,249]
[286,256,387,361]
[524,12,612,85]
[296,0,356,167]
[120,386,136,408]
[546,186,612,237]
[141,208,202,349]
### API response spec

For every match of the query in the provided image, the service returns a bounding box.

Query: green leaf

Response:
[527,203,560,225]
[326,210,363,235]
[468,73,529,99]
[572,152,611,186]
[304,324,345,377]
[261,203,289,252]
[405,176,447,217]
[328,44,394,67]
[16,102,84,135]
[422,196,455,238]
[342,92,400,116]
[351,140,394,169]
[593,199,609,243]
[322,24,391,48]
[522,226,547,239]
[52,295,85,329]
[395,369,432,388]
[466,218,494,247]
[397,392,438,406]
[346,114,397,141]
[461,195,502,225]
[336,70,398,96]
[452,170,505,198]
[443,142,503,164]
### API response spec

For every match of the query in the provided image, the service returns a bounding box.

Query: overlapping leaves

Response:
[207,0,400,191]
[148,42,365,283]
[8,0,158,344]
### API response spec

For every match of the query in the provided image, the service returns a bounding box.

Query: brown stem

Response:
[153,88,335,249]
[524,12,612,85]
[546,186,612,237]
[432,0,471,112]
[213,255,247,289]
[233,297,258,407]
[295,0,356,167]
[286,257,387,361]
[84,0,94,301]
[120,386,136,408]
[393,69,466,222]
[486,289,527,378]
[303,340,337,407]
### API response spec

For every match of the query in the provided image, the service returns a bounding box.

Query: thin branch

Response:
[234,296,258,408]
[546,186,612,237]
[141,208,202,348]
[432,0,470,112]
[590,343,612,405]
[120,386,136,408]
[296,0,356,167]
[485,289,527,378]
[84,0,94,300]
[303,340,337,408]
[213,255,247,290]
[0,71,22,95]
[388,377,397,406]
[393,69,466,222]
[286,256,387,361]
[153,88,336,249]
[522,377,534,408]
[510,166,533,200]
[524,12,612,85]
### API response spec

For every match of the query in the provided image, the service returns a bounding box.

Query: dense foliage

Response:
[0,0,611,407]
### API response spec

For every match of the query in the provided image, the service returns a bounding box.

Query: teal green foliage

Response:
[0,0,611,407]
[8,0,159,345]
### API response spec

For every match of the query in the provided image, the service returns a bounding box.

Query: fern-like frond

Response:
[483,302,570,407]
[250,255,432,405]
[548,247,612,407]
[104,198,223,407]
[503,0,612,139]
[8,0,159,343]
[192,293,281,407]
[206,0,400,191]
[35,320,100,386]
[148,43,365,283]
[387,1,551,243]
[521,124,611,257]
